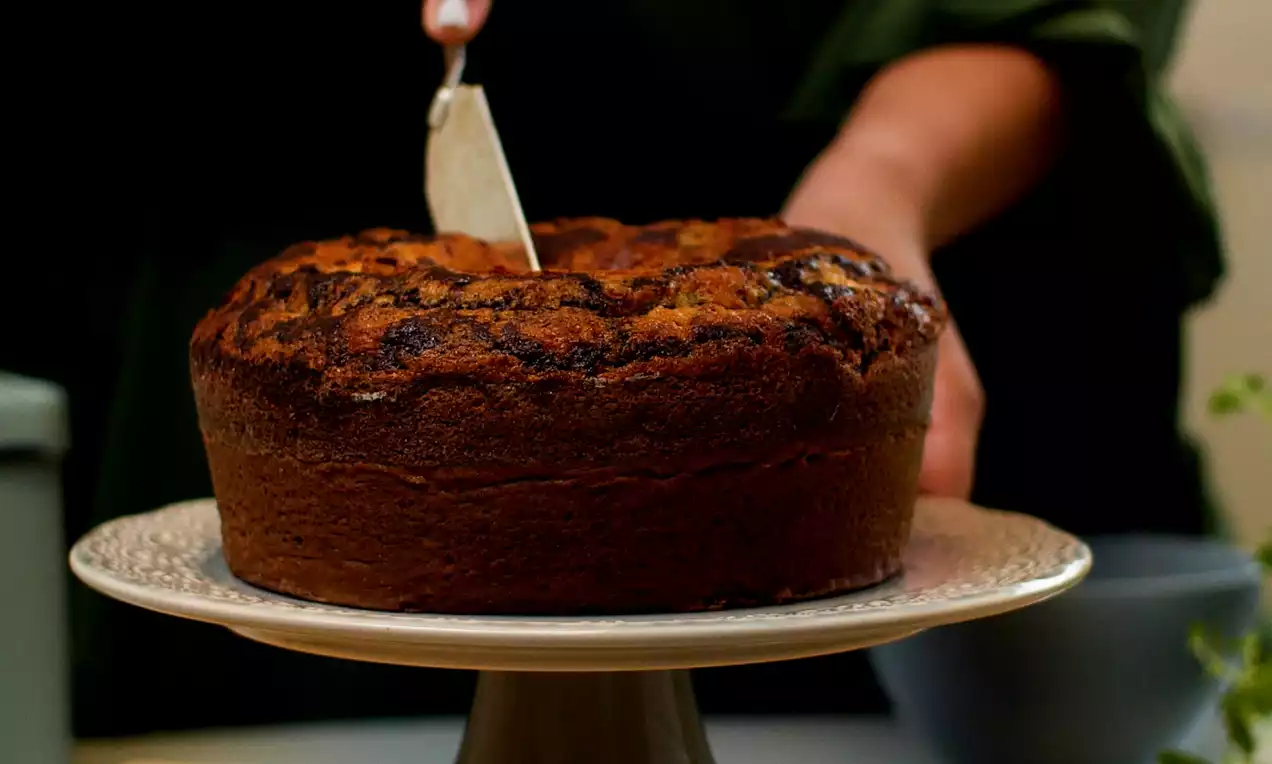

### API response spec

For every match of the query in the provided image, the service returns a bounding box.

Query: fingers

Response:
[918,321,984,500]
[918,417,978,499]
[422,0,492,45]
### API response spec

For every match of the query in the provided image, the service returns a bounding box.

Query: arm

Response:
[783,44,1062,499]
[783,43,1062,284]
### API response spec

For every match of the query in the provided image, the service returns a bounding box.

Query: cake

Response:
[189,218,946,615]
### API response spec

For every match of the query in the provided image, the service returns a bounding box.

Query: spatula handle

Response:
[428,44,467,128]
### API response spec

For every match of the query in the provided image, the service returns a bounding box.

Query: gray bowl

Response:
[870,535,1263,764]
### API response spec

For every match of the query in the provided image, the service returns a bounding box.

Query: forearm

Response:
[783,44,1062,272]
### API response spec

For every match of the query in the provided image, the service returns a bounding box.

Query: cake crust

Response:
[190,217,945,614]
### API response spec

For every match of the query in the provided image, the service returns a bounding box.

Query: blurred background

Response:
[1,0,1269,762]
[1175,0,1272,554]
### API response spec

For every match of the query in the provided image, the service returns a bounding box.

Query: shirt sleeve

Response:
[934,0,1226,307]
[784,0,1225,309]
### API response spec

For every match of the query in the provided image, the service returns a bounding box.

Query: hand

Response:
[777,43,1058,501]
[782,198,985,501]
[879,247,984,502]
[873,254,985,500]
[422,0,491,44]
[913,292,984,500]
[855,245,984,500]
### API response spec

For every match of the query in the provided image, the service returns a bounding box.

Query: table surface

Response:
[74,717,937,764]
[75,712,1248,764]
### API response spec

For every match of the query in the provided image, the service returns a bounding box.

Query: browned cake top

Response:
[191,218,946,386]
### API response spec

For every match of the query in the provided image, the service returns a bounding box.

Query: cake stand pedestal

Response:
[70,496,1090,764]
[456,670,711,763]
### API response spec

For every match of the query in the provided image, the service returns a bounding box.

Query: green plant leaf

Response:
[1241,663,1272,715]
[1157,750,1214,764]
[1190,624,1233,680]
[1209,372,1272,421]
[1211,389,1246,416]
[1194,373,1269,763]
[1257,540,1272,572]
[1243,632,1264,668]
[1222,692,1256,755]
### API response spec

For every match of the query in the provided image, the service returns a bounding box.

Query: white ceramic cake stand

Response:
[70,495,1090,764]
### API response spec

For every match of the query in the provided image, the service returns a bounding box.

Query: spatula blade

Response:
[425,83,539,270]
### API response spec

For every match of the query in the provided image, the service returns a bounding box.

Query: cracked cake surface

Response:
[190,217,946,615]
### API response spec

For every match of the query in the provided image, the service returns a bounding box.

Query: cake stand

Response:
[70,495,1091,764]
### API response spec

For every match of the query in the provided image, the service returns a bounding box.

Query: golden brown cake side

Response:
[190,218,945,614]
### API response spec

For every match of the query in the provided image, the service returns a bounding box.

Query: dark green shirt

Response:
[26,0,1224,736]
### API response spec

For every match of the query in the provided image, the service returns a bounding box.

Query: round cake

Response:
[189,217,946,614]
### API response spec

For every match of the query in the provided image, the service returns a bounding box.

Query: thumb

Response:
[422,0,492,45]
[917,323,983,500]
[918,419,977,500]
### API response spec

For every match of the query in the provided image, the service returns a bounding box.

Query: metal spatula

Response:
[425,42,540,271]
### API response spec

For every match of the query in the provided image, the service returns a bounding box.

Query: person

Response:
[32,0,1223,736]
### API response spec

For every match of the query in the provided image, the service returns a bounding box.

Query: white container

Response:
[0,372,70,764]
